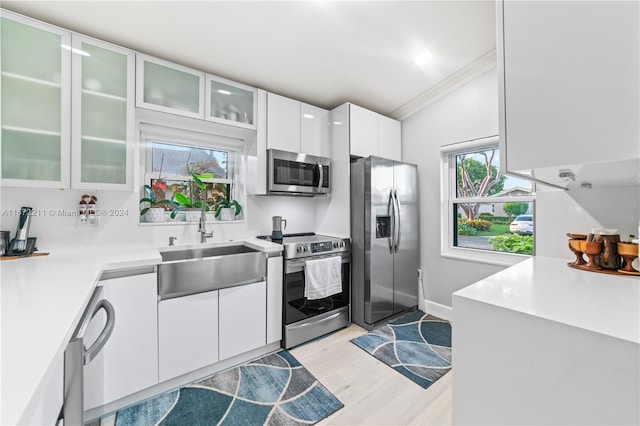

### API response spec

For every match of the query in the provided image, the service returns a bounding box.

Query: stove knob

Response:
[333,242,339,248]
[303,246,309,252]
[297,246,303,253]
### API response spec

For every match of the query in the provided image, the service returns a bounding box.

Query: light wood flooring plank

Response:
[290,324,452,425]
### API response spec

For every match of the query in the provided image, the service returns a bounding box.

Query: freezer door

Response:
[366,157,395,324]
[393,161,419,313]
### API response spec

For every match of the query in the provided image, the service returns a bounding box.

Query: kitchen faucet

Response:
[199,188,213,243]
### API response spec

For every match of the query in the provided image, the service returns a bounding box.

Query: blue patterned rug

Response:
[111,351,342,425]
[350,310,452,388]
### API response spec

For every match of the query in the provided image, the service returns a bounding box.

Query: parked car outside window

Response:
[510,215,533,235]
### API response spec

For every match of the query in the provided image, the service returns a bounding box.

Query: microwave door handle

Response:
[316,162,322,192]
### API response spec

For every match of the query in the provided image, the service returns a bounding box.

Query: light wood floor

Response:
[290,324,452,426]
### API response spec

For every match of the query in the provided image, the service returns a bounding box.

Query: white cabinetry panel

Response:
[377,114,401,161]
[349,104,377,158]
[301,103,329,157]
[266,257,283,344]
[219,281,266,360]
[84,273,158,410]
[267,93,300,152]
[498,0,639,186]
[158,290,219,382]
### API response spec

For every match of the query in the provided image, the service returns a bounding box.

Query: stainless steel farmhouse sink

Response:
[158,243,265,300]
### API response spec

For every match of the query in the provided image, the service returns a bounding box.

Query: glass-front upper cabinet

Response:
[71,35,134,190]
[1,11,71,188]
[205,74,257,130]
[136,54,205,119]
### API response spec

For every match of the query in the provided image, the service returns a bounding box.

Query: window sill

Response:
[441,246,531,267]
[139,219,245,226]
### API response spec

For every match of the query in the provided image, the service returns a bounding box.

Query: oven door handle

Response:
[285,253,349,274]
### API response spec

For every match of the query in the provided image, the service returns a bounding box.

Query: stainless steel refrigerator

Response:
[351,156,420,330]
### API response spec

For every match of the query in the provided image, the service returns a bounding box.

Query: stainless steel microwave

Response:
[267,149,330,195]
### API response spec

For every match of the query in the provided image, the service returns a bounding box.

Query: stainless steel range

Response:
[258,233,351,348]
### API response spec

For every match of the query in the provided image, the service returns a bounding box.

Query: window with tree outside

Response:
[140,123,244,223]
[441,136,535,264]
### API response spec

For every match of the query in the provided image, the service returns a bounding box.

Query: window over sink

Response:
[140,123,244,223]
[440,135,535,265]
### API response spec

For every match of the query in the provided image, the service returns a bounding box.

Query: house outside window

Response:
[140,123,244,223]
[441,136,535,265]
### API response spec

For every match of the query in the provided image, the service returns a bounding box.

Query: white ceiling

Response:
[2,1,497,119]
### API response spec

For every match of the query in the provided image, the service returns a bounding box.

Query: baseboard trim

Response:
[423,300,453,323]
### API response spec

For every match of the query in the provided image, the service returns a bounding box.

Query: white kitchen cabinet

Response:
[349,104,378,158]
[266,92,329,155]
[266,92,301,152]
[206,74,257,130]
[71,35,135,190]
[1,11,71,188]
[301,103,330,157]
[377,114,402,161]
[266,256,283,344]
[219,281,266,360]
[349,103,401,161]
[136,54,205,119]
[84,270,158,410]
[158,290,219,382]
[497,0,639,188]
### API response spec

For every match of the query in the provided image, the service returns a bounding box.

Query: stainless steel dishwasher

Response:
[63,285,115,425]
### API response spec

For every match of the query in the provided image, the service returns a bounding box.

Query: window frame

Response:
[139,122,245,224]
[440,135,535,266]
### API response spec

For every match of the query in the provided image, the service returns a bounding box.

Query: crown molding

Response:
[390,48,497,121]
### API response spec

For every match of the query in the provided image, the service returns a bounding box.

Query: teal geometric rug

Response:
[350,310,451,388]
[111,350,342,425]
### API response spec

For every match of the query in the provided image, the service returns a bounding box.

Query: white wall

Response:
[535,186,640,259]
[0,188,318,251]
[402,67,506,307]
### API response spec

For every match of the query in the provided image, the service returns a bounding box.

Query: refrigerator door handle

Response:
[393,190,401,253]
[388,189,395,254]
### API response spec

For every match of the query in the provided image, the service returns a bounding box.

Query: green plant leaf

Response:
[139,197,154,205]
[174,192,191,206]
[140,207,150,216]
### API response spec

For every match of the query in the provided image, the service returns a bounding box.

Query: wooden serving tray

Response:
[0,252,50,261]
[567,262,640,276]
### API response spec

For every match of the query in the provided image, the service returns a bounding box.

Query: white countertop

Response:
[454,256,640,344]
[0,238,282,425]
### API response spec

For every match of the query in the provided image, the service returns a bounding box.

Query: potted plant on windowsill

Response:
[139,181,177,223]
[214,192,242,221]
[170,172,214,221]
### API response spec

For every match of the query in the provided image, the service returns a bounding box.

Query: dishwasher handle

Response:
[83,299,115,365]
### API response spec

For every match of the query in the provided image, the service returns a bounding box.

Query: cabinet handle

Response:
[84,299,115,365]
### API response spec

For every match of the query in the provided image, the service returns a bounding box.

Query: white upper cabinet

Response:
[377,114,401,161]
[267,92,301,152]
[301,103,330,157]
[136,54,205,119]
[498,0,639,188]
[1,11,71,188]
[206,74,257,130]
[266,92,329,156]
[349,103,401,161]
[71,35,135,190]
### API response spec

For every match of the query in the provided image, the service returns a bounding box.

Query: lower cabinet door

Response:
[219,281,266,360]
[158,290,219,382]
[84,273,159,410]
